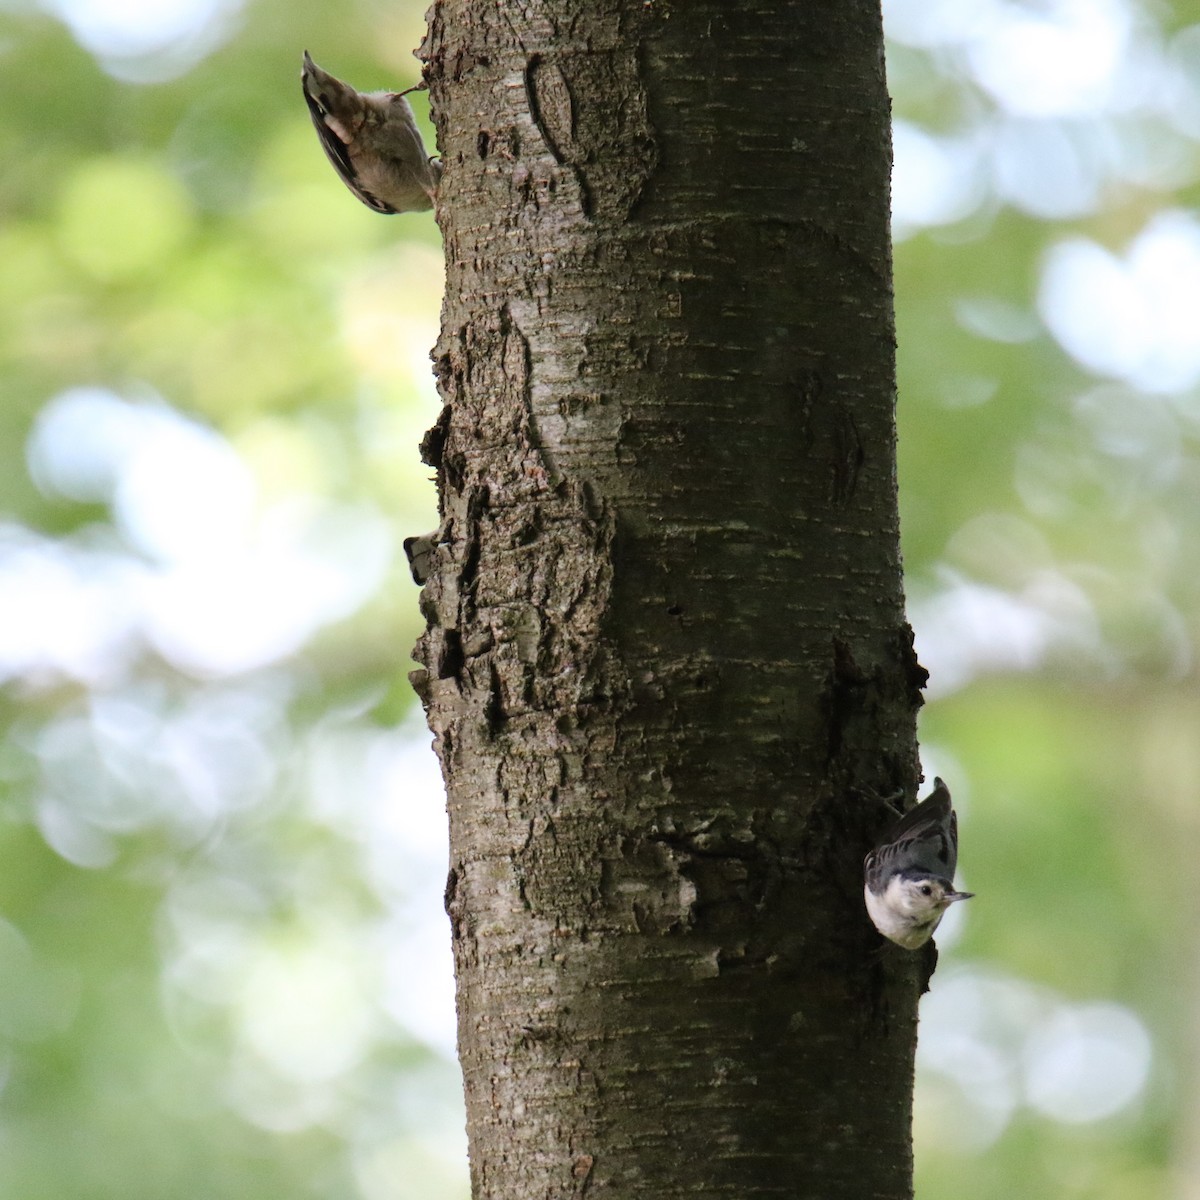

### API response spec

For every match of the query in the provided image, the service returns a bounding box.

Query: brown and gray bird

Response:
[863,777,973,949]
[301,51,441,215]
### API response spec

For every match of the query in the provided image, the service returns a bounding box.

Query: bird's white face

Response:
[864,875,972,949]
[891,876,957,918]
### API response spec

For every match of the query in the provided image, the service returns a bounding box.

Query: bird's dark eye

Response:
[920,885,933,896]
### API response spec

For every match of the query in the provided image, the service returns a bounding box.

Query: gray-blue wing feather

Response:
[864,778,958,887]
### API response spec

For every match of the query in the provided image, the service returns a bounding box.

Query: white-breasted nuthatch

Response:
[864,777,973,949]
[301,51,441,215]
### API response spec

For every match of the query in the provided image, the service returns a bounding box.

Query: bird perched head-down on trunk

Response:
[864,777,973,949]
[301,51,441,215]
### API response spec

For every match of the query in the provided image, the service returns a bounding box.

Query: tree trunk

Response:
[412,2,927,1196]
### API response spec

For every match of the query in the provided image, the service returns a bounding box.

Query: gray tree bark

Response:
[411,2,928,1196]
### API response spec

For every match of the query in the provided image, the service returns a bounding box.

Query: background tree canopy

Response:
[1,0,1197,1196]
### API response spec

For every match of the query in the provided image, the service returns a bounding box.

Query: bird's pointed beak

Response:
[945,890,974,903]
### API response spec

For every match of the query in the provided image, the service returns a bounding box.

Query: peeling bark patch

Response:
[572,1153,595,1194]
[830,405,864,507]
[418,10,489,86]
[823,635,867,766]
[420,404,450,470]
[558,391,603,418]
[484,660,506,736]
[520,46,656,221]
[526,55,576,165]
[414,293,620,745]
[439,628,465,680]
[896,622,929,704]
[601,836,699,935]
[919,940,939,995]
[789,366,823,447]
[447,306,559,502]
[403,529,440,584]
[408,666,430,710]
[444,862,477,966]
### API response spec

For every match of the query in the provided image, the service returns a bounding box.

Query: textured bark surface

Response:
[411,2,928,1196]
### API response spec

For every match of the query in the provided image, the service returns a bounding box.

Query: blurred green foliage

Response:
[0,1,461,1197]
[891,2,1200,1194]
[1,0,1199,1196]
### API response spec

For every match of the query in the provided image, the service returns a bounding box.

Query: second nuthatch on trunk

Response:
[301,51,441,215]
